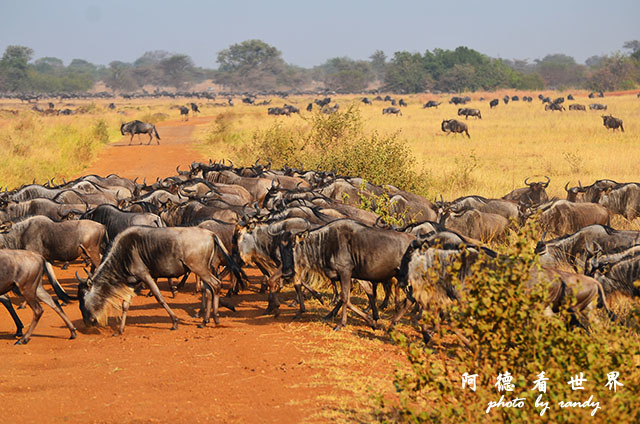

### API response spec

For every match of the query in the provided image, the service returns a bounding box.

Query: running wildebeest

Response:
[0,249,76,344]
[441,119,470,138]
[601,115,624,132]
[179,105,189,121]
[120,120,161,145]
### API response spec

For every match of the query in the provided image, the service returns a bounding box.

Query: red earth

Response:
[0,115,402,423]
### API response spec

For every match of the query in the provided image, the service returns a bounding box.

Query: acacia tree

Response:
[158,54,195,89]
[0,45,34,91]
[215,39,289,90]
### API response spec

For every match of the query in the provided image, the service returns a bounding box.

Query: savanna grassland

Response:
[1,92,640,423]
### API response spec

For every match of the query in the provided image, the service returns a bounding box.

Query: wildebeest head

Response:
[76,273,99,327]
[564,181,585,202]
[523,176,550,204]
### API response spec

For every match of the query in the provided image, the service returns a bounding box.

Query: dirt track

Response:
[0,116,400,423]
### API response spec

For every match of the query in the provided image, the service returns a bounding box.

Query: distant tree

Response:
[437,63,476,92]
[158,54,195,89]
[586,53,637,91]
[320,57,372,92]
[134,50,172,67]
[623,40,640,61]
[33,57,64,74]
[384,51,431,93]
[586,55,606,68]
[104,61,137,92]
[0,45,34,91]
[535,54,585,88]
[215,39,289,90]
[369,50,386,81]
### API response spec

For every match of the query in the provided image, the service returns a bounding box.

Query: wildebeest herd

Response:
[1,159,639,344]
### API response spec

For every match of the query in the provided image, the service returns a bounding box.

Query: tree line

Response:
[1,39,639,94]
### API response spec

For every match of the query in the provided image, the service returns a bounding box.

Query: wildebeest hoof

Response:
[14,330,24,338]
[197,323,206,329]
[213,316,220,325]
[332,325,342,331]
[70,331,77,340]
[61,263,69,270]
[14,338,28,345]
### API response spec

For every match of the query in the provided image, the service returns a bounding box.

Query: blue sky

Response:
[1,0,638,67]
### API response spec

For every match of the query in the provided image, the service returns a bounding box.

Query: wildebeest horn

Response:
[543,176,550,187]
[524,177,532,186]
[541,231,547,242]
[564,182,570,192]
[578,180,583,189]
[176,165,181,174]
[75,271,87,284]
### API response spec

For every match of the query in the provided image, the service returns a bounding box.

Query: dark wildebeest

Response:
[536,224,640,270]
[423,100,441,108]
[567,94,575,100]
[601,115,624,132]
[179,105,189,121]
[361,97,372,105]
[502,176,550,206]
[108,103,116,110]
[441,119,470,138]
[0,216,105,268]
[489,99,499,108]
[314,97,331,108]
[545,102,565,111]
[268,107,290,116]
[77,227,242,334]
[306,103,313,112]
[190,103,200,115]
[0,250,76,344]
[398,99,407,107]
[503,95,510,104]
[589,103,607,111]
[569,104,586,111]
[280,219,415,330]
[0,198,84,222]
[457,108,482,119]
[449,96,468,105]
[382,107,402,116]
[80,204,165,243]
[585,248,640,301]
[120,120,160,145]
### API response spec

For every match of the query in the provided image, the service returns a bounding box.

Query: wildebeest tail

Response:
[43,259,77,302]
[153,125,160,140]
[212,234,247,285]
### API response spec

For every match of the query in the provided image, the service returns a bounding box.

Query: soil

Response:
[0,115,401,423]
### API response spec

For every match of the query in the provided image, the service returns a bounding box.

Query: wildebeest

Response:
[457,108,482,119]
[382,107,402,116]
[120,120,161,145]
[525,200,610,237]
[536,224,640,269]
[81,204,165,243]
[597,183,640,220]
[267,107,290,116]
[545,102,565,111]
[489,99,499,108]
[441,119,470,138]
[567,94,575,100]
[449,96,469,105]
[280,219,415,330]
[179,105,189,121]
[0,216,105,267]
[190,103,200,115]
[0,250,76,344]
[77,227,242,333]
[585,248,640,300]
[438,207,508,242]
[361,97,372,105]
[601,115,624,132]
[398,99,407,107]
[503,95,510,104]
[423,100,441,108]
[502,177,550,206]
[569,104,586,111]
[306,103,313,112]
[314,97,331,108]
[589,103,607,111]
[0,198,84,222]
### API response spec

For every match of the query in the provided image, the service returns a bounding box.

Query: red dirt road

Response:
[0,116,402,423]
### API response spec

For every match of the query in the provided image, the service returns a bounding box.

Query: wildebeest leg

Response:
[147,133,153,145]
[334,271,353,331]
[388,298,414,330]
[353,280,377,328]
[0,295,24,337]
[465,130,470,138]
[293,282,306,318]
[15,296,43,345]
[118,299,130,335]
[141,275,179,330]
[35,284,76,339]
[129,133,134,145]
[329,280,339,305]
[379,280,394,311]
[80,244,100,270]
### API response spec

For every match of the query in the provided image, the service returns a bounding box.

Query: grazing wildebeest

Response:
[449,96,468,105]
[423,100,441,108]
[457,108,482,119]
[361,97,372,105]
[108,103,116,110]
[0,250,76,344]
[382,107,402,116]
[489,99,499,108]
[441,119,470,138]
[589,103,607,111]
[569,104,586,111]
[398,99,407,107]
[314,97,331,108]
[279,219,415,330]
[502,177,550,206]
[120,120,161,145]
[567,94,575,100]
[190,103,200,115]
[601,115,624,132]
[268,107,290,116]
[0,216,105,268]
[545,102,565,111]
[77,227,242,333]
[179,105,189,121]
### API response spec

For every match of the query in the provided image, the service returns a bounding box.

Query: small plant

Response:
[563,152,583,174]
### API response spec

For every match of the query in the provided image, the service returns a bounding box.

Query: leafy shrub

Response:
[377,223,640,423]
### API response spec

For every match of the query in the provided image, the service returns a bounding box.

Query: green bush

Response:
[377,223,640,423]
